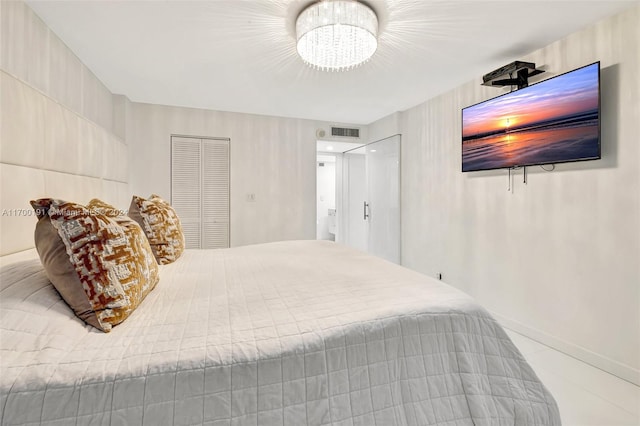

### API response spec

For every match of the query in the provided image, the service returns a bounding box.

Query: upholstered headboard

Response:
[0,0,130,255]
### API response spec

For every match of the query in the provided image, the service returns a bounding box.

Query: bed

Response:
[0,240,560,425]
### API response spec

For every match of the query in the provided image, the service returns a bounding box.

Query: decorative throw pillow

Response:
[86,198,126,218]
[31,198,159,332]
[128,194,185,264]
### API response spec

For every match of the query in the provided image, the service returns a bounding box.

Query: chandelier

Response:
[296,0,379,72]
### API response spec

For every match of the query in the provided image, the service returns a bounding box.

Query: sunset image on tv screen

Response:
[462,63,600,172]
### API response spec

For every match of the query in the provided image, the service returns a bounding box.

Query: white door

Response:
[342,149,367,252]
[365,135,400,263]
[171,136,230,249]
[341,135,401,263]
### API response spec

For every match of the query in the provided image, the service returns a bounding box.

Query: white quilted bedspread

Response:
[0,240,560,425]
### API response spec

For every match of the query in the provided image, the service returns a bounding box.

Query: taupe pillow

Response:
[128,194,185,264]
[31,198,160,332]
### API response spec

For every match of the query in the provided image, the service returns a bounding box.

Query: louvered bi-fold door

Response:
[201,140,229,248]
[171,136,230,249]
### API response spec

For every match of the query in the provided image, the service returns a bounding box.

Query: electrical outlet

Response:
[246,193,256,202]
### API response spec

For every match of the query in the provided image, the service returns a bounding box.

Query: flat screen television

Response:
[462,62,601,172]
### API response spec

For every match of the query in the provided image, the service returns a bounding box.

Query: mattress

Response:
[0,240,560,425]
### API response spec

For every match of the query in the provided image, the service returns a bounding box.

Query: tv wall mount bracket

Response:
[479,61,549,191]
[482,60,545,90]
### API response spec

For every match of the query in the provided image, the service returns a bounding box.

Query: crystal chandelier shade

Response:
[296,0,378,71]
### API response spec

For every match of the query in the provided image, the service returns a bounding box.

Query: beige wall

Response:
[371,5,640,384]
[0,0,351,252]
[129,102,334,247]
[0,0,129,255]
[367,111,401,143]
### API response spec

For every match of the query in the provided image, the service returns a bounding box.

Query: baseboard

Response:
[490,310,640,387]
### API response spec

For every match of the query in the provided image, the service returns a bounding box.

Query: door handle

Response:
[363,202,369,220]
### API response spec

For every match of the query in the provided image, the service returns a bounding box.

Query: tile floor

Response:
[504,328,640,426]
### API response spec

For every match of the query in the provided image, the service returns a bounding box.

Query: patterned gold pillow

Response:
[128,194,185,264]
[86,198,127,218]
[31,198,160,332]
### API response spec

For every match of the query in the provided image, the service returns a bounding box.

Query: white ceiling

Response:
[27,0,637,125]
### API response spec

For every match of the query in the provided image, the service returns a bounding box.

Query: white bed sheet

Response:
[0,240,560,425]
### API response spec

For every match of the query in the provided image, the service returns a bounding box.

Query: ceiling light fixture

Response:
[296,0,378,72]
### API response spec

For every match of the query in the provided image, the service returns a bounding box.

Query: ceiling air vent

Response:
[331,127,360,138]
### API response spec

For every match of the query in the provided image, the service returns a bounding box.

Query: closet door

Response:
[342,148,367,252]
[201,140,229,248]
[365,135,400,263]
[340,135,400,264]
[171,136,230,249]
[172,137,202,248]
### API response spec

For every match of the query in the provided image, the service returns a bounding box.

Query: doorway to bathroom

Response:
[316,154,337,241]
[316,140,364,242]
